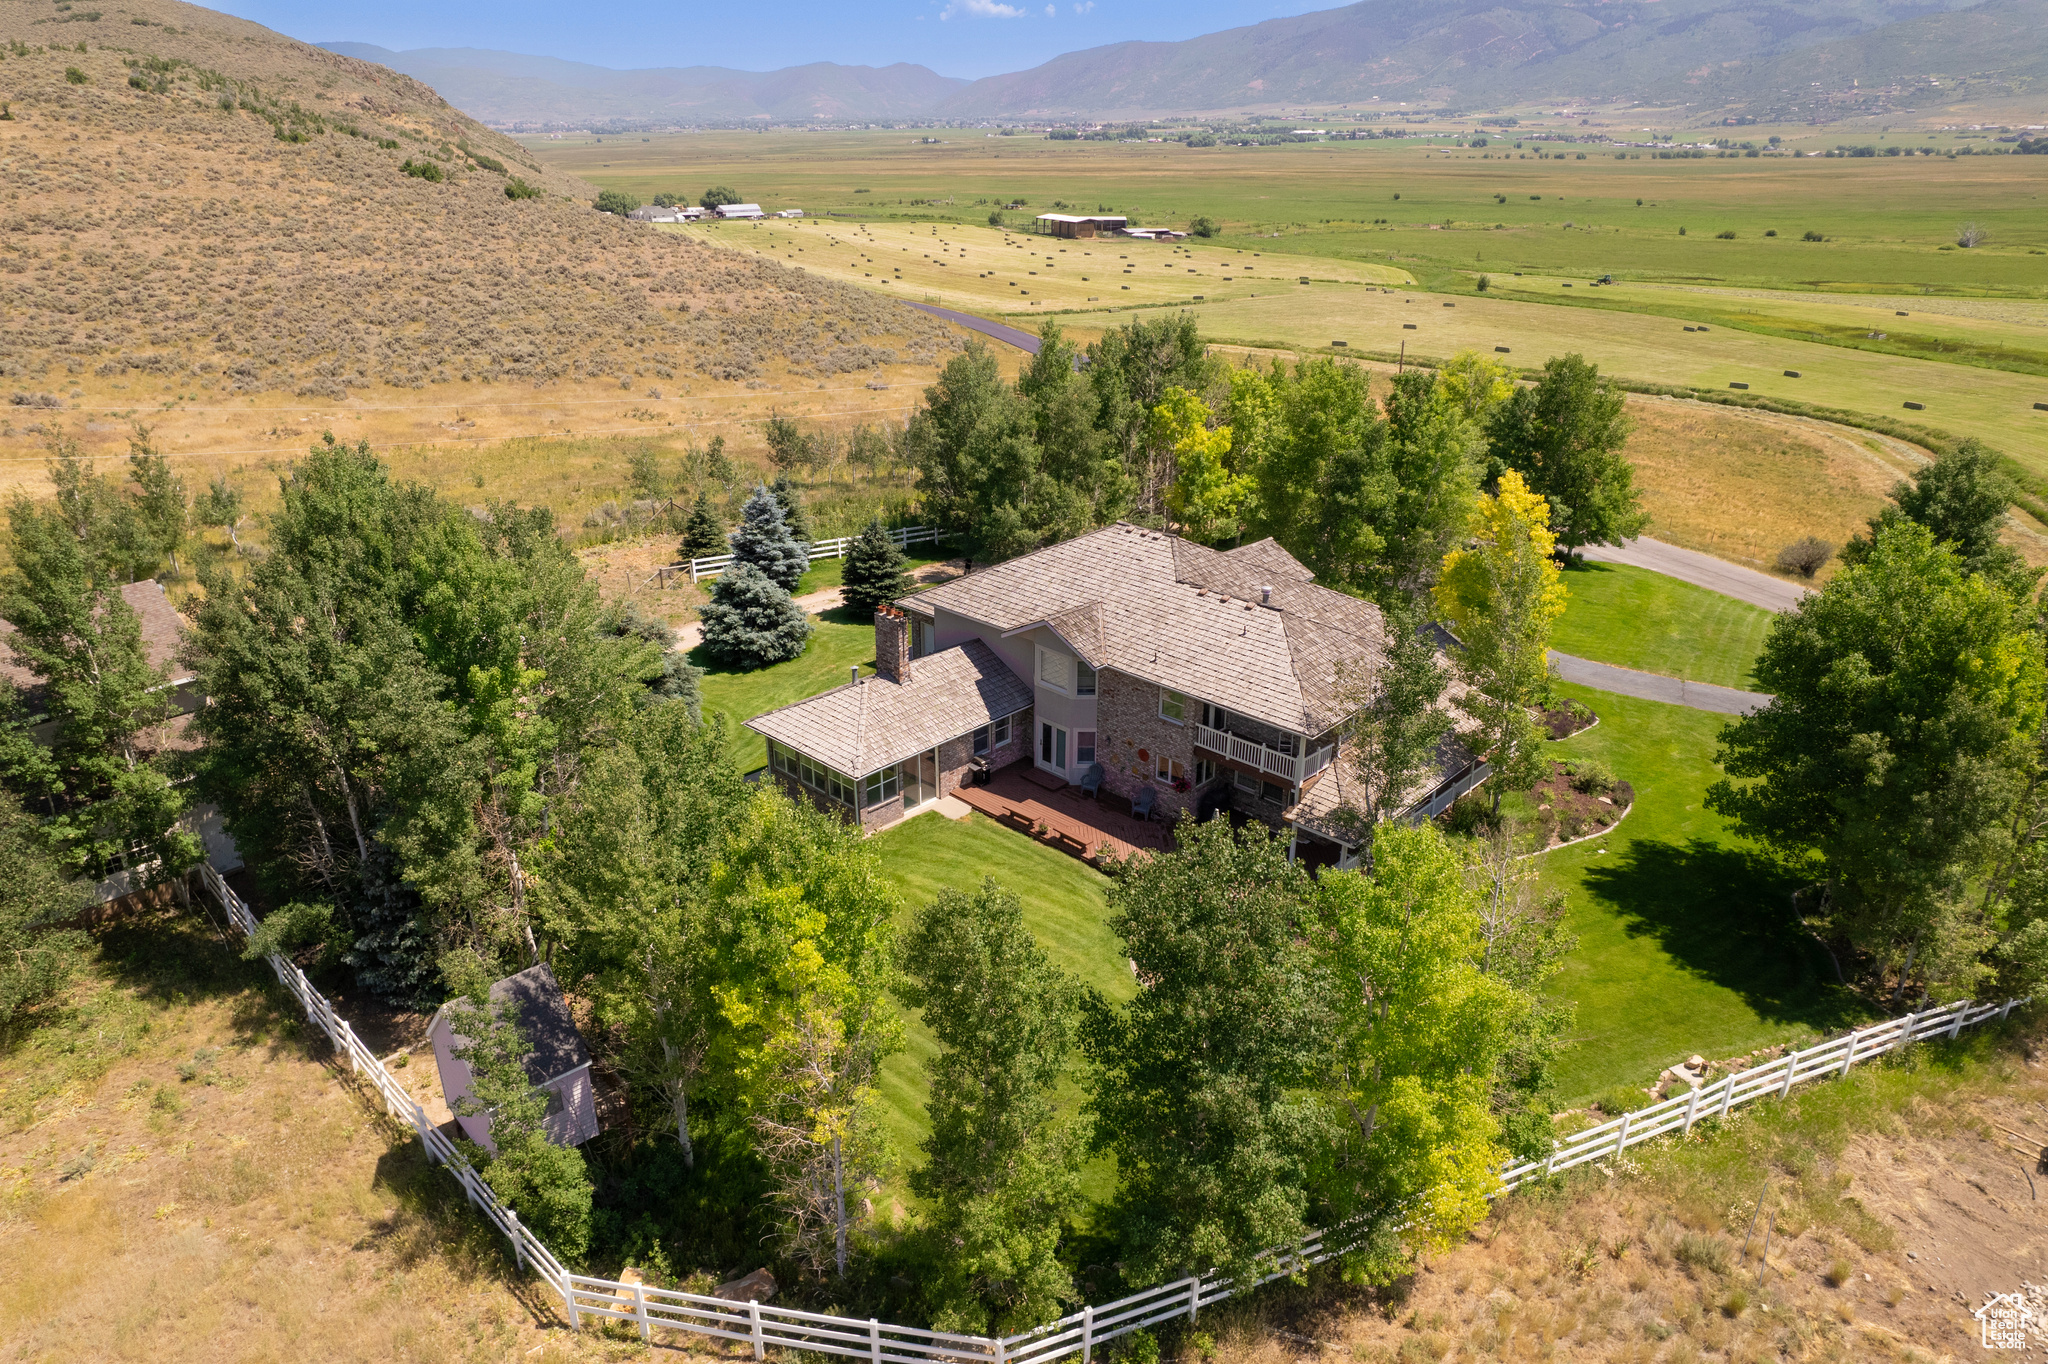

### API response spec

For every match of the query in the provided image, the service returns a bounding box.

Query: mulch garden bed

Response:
[1527,758,1634,849]
[1538,698,1599,740]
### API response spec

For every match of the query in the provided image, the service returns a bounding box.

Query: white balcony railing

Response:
[1194,722,1334,786]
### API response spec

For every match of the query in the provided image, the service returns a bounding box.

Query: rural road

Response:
[1549,650,1771,715]
[905,303,1043,354]
[1578,536,1813,614]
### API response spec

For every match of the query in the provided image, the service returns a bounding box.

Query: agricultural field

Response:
[540,128,2048,470]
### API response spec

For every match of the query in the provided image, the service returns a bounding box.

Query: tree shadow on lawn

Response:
[1580,836,1867,1036]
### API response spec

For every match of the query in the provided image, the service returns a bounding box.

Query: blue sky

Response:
[212,0,1340,80]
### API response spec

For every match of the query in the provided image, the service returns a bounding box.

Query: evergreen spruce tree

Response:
[841,520,910,618]
[730,485,809,592]
[699,562,813,668]
[680,491,725,560]
[769,473,815,544]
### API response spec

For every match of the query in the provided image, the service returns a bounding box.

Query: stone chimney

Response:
[875,607,912,684]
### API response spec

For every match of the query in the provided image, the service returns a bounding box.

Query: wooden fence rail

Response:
[643,525,946,589]
[199,864,2024,1355]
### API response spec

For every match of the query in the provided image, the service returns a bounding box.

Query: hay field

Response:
[670,217,1412,317]
[530,128,2048,293]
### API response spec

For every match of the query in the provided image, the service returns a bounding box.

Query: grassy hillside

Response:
[0,0,966,501]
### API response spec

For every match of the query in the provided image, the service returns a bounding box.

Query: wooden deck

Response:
[953,762,1174,865]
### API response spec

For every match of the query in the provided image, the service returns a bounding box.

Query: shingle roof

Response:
[0,579,188,695]
[745,638,1033,778]
[435,962,592,1087]
[903,524,1388,735]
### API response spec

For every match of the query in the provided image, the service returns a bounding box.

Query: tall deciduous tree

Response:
[729,485,809,591]
[900,878,1085,1333]
[710,790,901,1281]
[1487,354,1646,558]
[1434,472,1569,812]
[1708,521,2045,998]
[1245,357,1394,592]
[1336,603,1455,864]
[1083,313,1217,516]
[1155,387,1247,545]
[1841,438,2034,592]
[2,446,198,885]
[1378,370,1482,600]
[1311,823,1529,1280]
[1081,818,1332,1288]
[0,790,86,1027]
[840,520,911,618]
[1023,322,1129,532]
[905,342,1045,563]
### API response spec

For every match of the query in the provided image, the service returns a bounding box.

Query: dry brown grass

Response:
[0,0,969,503]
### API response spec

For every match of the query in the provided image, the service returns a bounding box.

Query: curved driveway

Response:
[905,303,1042,354]
[1549,650,1772,716]
[1578,537,1812,614]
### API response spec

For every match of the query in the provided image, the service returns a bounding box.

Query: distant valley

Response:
[327,0,2048,127]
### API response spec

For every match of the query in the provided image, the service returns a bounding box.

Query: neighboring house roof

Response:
[437,963,592,1087]
[0,579,189,696]
[745,638,1033,779]
[903,523,1387,736]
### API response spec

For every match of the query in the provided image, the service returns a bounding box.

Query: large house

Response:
[747,524,1486,868]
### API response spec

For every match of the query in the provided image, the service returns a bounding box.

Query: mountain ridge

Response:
[326,0,2043,126]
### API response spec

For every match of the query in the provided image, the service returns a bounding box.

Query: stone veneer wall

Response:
[1092,668,1227,823]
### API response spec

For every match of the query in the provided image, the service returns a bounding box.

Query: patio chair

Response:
[1079,763,1105,800]
[1132,785,1157,822]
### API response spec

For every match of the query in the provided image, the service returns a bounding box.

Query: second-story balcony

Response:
[1193,721,1336,786]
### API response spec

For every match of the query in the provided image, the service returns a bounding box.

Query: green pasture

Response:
[1552,562,1773,689]
[1056,286,2048,472]
[1536,682,1862,1100]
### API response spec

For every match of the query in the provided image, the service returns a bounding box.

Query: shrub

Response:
[1719,1285,1749,1316]
[1567,757,1615,794]
[1715,229,1737,239]
[504,177,541,200]
[1764,228,1778,237]
[987,211,1004,227]
[1674,1231,1732,1275]
[1610,780,1636,807]
[470,152,506,173]
[594,188,639,215]
[1476,273,1490,291]
[64,66,89,84]
[1189,215,1219,238]
[399,158,443,183]
[1802,229,1825,242]
[728,485,809,591]
[1776,535,1835,578]
[1444,792,1499,837]
[698,562,813,668]
[1593,1084,1651,1116]
[1826,1257,1854,1287]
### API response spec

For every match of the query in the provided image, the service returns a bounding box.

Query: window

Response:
[864,766,900,807]
[1077,661,1097,696]
[544,1087,566,1119]
[1038,647,1071,692]
[1261,781,1286,806]
[1234,770,1260,794]
[992,716,1012,747]
[1159,689,1187,724]
[973,725,990,756]
[1156,754,1184,782]
[1202,702,1228,729]
[1077,730,1096,764]
[1194,758,1216,785]
[787,747,856,806]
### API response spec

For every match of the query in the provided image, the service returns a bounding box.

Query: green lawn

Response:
[869,811,1131,1210]
[695,608,877,774]
[1552,561,1774,690]
[1535,681,1864,1100]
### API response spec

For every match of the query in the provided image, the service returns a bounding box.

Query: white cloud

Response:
[1045,4,1056,14]
[1073,1,1094,11]
[940,0,1028,18]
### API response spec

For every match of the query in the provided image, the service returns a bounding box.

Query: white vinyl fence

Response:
[649,525,946,588]
[202,862,2025,1354]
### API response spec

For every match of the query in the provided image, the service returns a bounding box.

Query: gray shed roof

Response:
[744,638,1032,778]
[902,523,1387,737]
[441,963,592,1087]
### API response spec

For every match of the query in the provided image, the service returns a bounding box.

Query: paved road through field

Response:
[905,303,1042,354]
[1576,537,1813,614]
[1549,650,1772,715]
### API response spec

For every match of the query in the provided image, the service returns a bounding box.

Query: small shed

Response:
[428,964,599,1154]
[1035,212,1127,239]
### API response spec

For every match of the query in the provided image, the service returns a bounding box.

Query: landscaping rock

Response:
[713,1268,778,1304]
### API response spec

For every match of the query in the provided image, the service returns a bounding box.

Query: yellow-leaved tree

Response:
[1434,471,1569,810]
[1153,386,1248,545]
